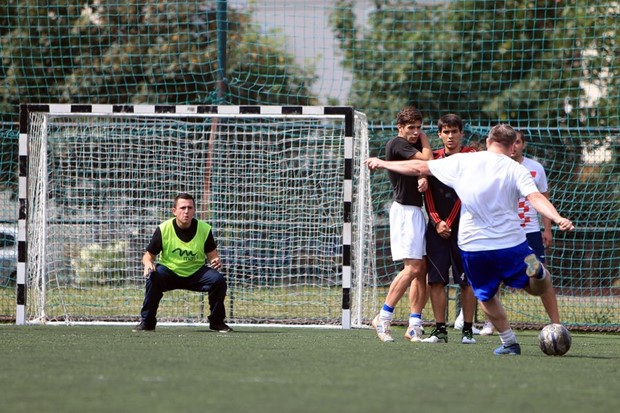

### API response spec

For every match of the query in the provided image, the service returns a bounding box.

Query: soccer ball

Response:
[538,323,572,356]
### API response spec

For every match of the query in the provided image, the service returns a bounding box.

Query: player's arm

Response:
[526,192,574,231]
[206,249,222,270]
[142,251,157,277]
[417,132,433,160]
[205,231,222,269]
[365,157,431,176]
[540,190,553,246]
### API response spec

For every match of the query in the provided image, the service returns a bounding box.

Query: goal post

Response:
[17,104,377,328]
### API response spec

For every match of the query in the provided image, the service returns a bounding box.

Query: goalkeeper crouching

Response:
[133,192,232,333]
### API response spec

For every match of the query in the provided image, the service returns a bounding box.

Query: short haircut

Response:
[174,192,195,207]
[487,124,517,149]
[396,106,423,126]
[515,129,527,142]
[437,113,463,132]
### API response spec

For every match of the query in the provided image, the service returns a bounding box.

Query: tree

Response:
[330,0,618,129]
[0,0,317,126]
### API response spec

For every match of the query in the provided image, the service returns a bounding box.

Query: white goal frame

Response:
[17,104,377,328]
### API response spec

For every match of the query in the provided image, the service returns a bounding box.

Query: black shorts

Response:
[425,225,468,287]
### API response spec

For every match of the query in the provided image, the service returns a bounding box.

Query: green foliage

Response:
[331,0,619,127]
[0,0,317,126]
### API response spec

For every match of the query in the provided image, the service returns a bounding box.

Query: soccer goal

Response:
[17,104,378,328]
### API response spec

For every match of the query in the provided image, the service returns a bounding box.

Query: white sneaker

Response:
[404,324,424,342]
[454,310,482,334]
[454,310,464,330]
[461,330,477,344]
[372,315,394,342]
[421,328,448,343]
[479,321,496,336]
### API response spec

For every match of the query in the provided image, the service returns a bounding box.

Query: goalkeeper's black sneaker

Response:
[209,322,233,333]
[132,321,155,332]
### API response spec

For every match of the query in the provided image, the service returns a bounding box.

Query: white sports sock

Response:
[498,328,517,346]
[379,309,394,321]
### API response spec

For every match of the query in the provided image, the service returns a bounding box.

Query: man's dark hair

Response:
[396,106,423,126]
[515,129,527,142]
[174,192,195,206]
[437,113,463,132]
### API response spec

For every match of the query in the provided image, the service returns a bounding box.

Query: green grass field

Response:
[1,325,618,413]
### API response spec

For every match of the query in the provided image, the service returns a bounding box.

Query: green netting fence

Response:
[0,0,618,330]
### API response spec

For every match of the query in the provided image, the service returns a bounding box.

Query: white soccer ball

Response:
[538,323,572,356]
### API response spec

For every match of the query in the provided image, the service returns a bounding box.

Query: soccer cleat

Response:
[461,330,477,344]
[479,321,496,336]
[421,328,448,343]
[372,315,394,342]
[524,253,543,278]
[132,321,155,332]
[404,324,424,342]
[493,342,521,355]
[210,322,234,333]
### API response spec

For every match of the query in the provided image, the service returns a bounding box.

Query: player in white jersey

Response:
[365,124,574,355]
[474,130,561,335]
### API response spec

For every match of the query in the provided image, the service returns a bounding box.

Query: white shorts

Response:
[389,202,427,261]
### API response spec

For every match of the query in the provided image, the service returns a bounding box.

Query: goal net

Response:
[18,104,377,328]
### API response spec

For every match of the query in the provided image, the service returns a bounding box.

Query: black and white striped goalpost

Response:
[17,104,357,328]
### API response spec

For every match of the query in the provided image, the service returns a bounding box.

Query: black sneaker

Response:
[209,322,233,333]
[132,321,155,332]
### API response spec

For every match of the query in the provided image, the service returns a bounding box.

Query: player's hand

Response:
[143,266,154,278]
[436,221,452,239]
[556,218,574,231]
[364,157,385,170]
[417,177,428,192]
[210,258,222,270]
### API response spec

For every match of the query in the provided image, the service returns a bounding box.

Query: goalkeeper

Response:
[133,192,232,332]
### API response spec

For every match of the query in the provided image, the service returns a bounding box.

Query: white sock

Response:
[498,328,517,346]
[409,314,423,327]
[379,309,394,321]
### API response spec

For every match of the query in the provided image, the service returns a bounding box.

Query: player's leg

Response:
[421,281,448,343]
[459,286,477,343]
[461,248,520,355]
[450,238,477,343]
[478,296,520,355]
[134,265,179,331]
[187,266,231,332]
[526,231,561,323]
[376,203,426,342]
[422,236,450,343]
[540,286,560,324]
[403,257,427,342]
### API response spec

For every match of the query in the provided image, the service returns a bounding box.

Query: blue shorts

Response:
[460,241,537,302]
[526,231,546,263]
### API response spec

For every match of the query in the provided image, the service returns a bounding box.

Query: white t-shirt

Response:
[518,157,548,233]
[427,151,539,252]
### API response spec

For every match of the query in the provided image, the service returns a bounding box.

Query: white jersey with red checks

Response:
[518,157,548,233]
